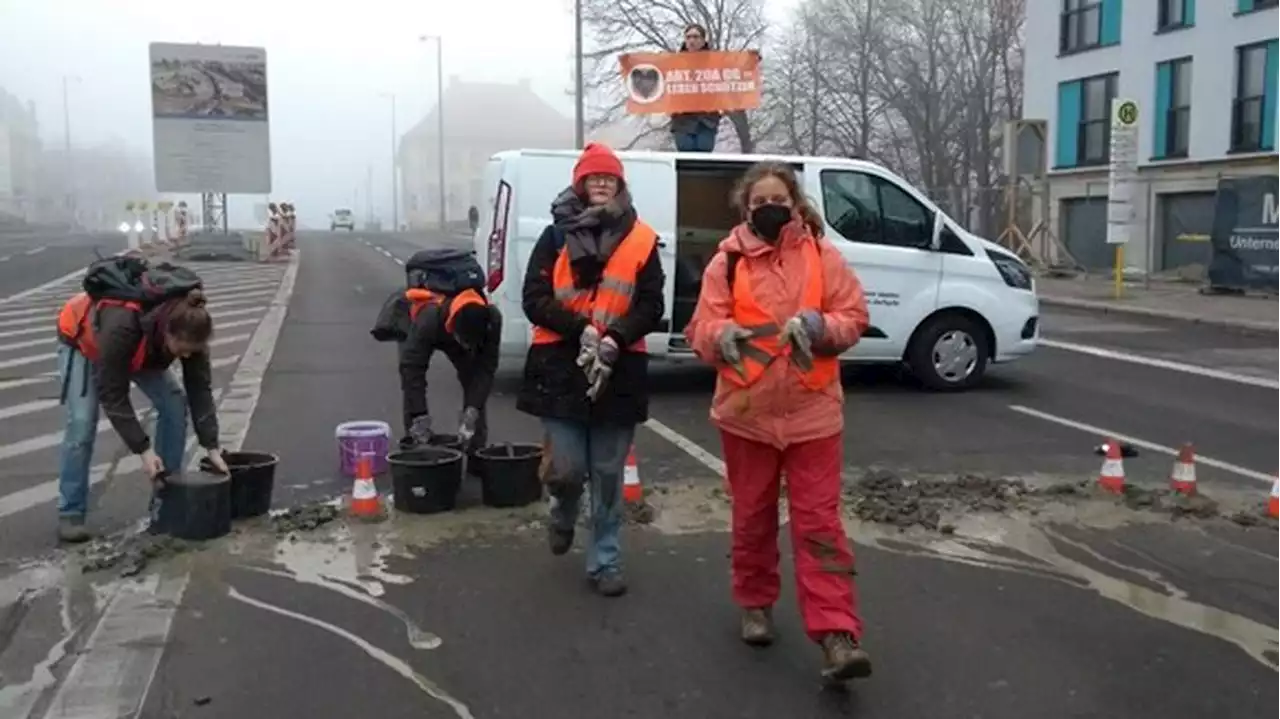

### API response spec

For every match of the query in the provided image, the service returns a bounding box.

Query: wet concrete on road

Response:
[1,232,1275,719]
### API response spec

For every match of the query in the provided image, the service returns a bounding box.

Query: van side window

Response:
[820,170,931,248]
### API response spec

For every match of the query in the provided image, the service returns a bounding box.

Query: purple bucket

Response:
[335,421,391,477]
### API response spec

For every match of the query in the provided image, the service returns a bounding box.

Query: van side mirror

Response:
[929,211,945,251]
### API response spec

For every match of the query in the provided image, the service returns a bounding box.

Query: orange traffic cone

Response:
[623,446,643,504]
[1169,443,1197,495]
[350,454,382,518]
[1097,438,1125,494]
[1268,476,1278,519]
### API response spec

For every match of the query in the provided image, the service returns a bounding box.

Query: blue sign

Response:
[1208,176,1279,292]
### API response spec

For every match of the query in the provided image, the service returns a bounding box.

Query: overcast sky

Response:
[1,0,794,227]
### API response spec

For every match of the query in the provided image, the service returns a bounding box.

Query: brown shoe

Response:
[740,608,775,647]
[820,632,873,681]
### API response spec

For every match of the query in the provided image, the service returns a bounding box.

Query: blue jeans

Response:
[542,418,636,578]
[56,344,189,518]
[674,125,717,152]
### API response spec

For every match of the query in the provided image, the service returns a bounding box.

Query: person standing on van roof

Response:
[53,258,226,544]
[518,142,665,598]
[372,249,503,451]
[670,23,720,153]
[684,162,873,683]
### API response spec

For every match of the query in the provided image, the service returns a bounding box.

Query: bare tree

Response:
[578,0,768,150]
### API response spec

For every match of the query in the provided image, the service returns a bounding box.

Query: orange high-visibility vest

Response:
[720,239,837,390]
[56,293,149,371]
[405,287,487,333]
[530,221,657,351]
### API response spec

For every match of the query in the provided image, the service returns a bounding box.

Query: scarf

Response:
[549,186,638,289]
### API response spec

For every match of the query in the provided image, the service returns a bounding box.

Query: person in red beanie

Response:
[517,143,665,597]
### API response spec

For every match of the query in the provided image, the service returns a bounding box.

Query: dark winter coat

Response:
[67,302,219,454]
[516,223,665,426]
[398,300,502,435]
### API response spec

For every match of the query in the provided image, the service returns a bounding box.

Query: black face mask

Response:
[749,204,792,243]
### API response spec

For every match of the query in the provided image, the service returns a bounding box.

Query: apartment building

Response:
[1023,0,1278,273]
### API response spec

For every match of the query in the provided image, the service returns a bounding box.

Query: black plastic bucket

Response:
[475,443,543,508]
[428,434,463,451]
[150,472,232,541]
[388,447,464,514]
[223,451,279,519]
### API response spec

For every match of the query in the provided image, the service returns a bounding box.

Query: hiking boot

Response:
[548,526,574,556]
[820,633,873,681]
[740,608,775,647]
[592,570,628,598]
[57,516,92,544]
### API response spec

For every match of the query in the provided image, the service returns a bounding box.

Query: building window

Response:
[1154,58,1192,158]
[1237,0,1278,14]
[1157,0,1194,30]
[820,171,932,248]
[1060,0,1101,53]
[1080,74,1117,165]
[1231,42,1275,152]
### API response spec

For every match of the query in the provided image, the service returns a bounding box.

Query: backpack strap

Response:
[725,251,742,289]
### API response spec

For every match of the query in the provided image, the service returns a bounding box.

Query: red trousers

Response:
[721,430,862,641]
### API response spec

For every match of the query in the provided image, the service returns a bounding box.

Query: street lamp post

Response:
[420,34,447,231]
[573,0,585,149]
[62,75,80,226]
[382,92,399,231]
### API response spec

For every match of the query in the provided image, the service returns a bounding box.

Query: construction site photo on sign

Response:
[618,50,761,115]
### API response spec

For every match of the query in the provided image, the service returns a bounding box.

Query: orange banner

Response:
[619,50,761,115]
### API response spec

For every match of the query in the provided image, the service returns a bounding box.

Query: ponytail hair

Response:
[167,288,213,344]
[732,162,826,238]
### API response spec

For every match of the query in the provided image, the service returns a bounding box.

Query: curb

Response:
[1039,295,1279,335]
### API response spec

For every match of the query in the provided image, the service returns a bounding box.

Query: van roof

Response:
[490,148,883,172]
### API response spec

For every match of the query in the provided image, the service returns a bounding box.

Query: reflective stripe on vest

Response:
[531,220,657,351]
[56,293,149,371]
[719,239,838,390]
[406,287,487,334]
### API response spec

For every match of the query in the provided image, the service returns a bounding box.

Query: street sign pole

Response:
[1107,98,1140,300]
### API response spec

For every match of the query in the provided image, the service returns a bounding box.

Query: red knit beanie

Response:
[572,142,625,189]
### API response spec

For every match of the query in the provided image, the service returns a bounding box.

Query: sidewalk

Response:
[1036,275,1278,334]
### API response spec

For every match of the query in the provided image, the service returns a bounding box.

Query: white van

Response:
[473,149,1039,391]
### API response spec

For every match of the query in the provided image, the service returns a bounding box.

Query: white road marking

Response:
[0,324,50,340]
[0,305,56,320]
[0,354,240,394]
[0,390,222,521]
[39,253,301,718]
[1008,404,1273,484]
[1041,338,1279,390]
[24,247,46,256]
[644,418,725,475]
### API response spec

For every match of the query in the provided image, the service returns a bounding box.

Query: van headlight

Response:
[986,250,1033,291]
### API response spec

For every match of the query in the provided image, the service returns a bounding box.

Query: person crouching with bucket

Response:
[53,260,227,543]
[684,162,873,682]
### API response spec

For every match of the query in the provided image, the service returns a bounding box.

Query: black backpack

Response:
[405,248,485,295]
[82,255,203,308]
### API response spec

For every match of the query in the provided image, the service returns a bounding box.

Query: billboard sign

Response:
[1207,175,1279,292]
[150,42,271,194]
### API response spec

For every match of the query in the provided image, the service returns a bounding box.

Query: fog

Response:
[0,0,583,228]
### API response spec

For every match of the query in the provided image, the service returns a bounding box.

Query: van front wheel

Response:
[906,314,988,391]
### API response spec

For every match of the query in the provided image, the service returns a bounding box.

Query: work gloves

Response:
[457,407,480,444]
[585,336,620,402]
[718,322,755,378]
[576,325,602,371]
[407,414,433,447]
[780,310,824,369]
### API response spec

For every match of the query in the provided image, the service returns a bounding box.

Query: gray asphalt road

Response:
[0,232,125,301]
[0,232,1275,719]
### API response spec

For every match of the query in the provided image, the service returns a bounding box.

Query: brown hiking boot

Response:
[740,608,775,647]
[57,516,92,544]
[820,633,873,681]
